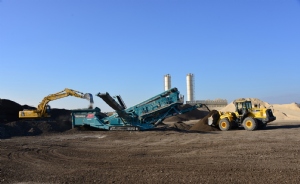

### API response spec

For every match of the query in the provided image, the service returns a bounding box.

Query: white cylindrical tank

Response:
[164,74,171,91]
[186,73,195,101]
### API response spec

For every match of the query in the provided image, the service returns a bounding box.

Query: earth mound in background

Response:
[272,103,300,120]
[221,98,271,112]
[0,99,32,122]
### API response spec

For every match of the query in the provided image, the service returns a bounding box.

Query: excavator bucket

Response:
[83,93,94,108]
[83,93,94,103]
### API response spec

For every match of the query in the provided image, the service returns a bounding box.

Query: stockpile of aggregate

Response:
[170,110,220,132]
[171,121,191,131]
[189,110,220,132]
[164,104,210,122]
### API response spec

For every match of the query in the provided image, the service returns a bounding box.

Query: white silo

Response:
[186,73,195,102]
[164,74,171,91]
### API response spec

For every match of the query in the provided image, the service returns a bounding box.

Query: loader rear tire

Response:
[218,118,231,131]
[243,117,258,131]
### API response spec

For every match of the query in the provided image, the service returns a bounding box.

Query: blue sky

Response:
[1,0,300,112]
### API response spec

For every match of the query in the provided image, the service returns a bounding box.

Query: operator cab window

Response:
[236,103,243,115]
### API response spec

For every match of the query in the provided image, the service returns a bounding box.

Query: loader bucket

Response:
[207,110,220,127]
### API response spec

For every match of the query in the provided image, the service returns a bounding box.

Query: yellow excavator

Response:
[208,98,276,131]
[19,88,93,118]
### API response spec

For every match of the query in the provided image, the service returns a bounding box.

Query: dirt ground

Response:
[1,120,300,184]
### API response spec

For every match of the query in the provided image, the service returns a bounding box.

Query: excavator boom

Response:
[19,88,93,118]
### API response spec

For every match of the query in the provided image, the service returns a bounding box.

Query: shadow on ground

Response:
[266,124,300,130]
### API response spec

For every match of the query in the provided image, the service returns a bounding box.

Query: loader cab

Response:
[235,100,252,115]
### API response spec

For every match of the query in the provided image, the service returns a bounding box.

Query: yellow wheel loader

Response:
[208,99,276,131]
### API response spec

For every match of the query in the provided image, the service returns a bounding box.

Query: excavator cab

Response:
[46,105,51,113]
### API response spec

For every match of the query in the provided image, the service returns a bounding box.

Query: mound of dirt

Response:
[0,99,38,123]
[189,110,220,132]
[169,110,220,132]
[3,119,73,137]
[171,121,191,131]
[164,104,210,122]
[164,116,189,122]
[272,103,300,120]
[274,103,300,111]
[0,99,25,122]
[50,108,72,123]
[0,99,76,137]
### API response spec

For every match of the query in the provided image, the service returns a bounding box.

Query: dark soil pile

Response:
[164,116,189,122]
[164,104,210,122]
[168,109,220,132]
[0,99,31,122]
[0,99,74,138]
[0,99,110,138]
[3,120,72,137]
[50,108,72,123]
[189,110,220,132]
[171,121,191,131]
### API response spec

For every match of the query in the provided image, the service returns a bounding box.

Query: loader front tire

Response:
[218,118,231,131]
[243,117,258,131]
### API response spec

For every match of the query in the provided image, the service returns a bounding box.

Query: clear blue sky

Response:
[1,0,300,112]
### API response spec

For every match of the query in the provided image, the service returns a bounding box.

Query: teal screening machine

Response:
[71,88,206,131]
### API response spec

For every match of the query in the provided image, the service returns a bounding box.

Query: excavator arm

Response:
[19,88,93,118]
